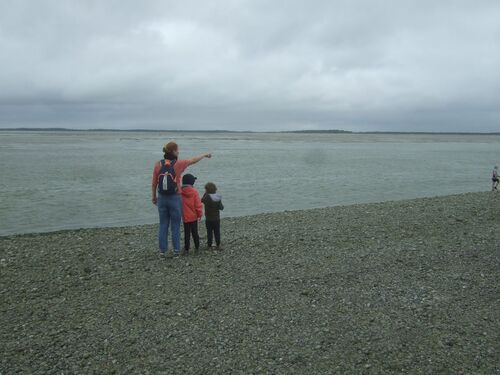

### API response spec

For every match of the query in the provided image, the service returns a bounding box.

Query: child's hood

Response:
[208,193,222,202]
[181,185,198,198]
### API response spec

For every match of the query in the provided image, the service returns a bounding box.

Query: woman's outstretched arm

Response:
[189,152,212,165]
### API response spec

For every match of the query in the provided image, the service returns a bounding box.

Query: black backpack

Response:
[158,159,177,195]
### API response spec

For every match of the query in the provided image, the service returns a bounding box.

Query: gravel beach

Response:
[1,192,499,374]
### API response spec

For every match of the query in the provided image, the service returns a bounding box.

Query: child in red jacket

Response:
[181,174,203,253]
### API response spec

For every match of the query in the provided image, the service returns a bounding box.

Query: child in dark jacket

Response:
[201,182,224,249]
[181,174,203,253]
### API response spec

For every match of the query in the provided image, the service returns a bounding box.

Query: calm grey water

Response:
[0,131,498,235]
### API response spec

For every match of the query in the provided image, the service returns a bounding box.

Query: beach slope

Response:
[1,192,498,373]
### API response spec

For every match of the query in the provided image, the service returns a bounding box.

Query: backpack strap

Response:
[158,160,168,184]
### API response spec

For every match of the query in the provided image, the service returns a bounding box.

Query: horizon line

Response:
[0,127,499,135]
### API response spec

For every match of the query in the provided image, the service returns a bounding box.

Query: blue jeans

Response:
[157,194,182,254]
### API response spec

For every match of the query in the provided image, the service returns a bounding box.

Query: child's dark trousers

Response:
[205,219,221,247]
[184,221,200,251]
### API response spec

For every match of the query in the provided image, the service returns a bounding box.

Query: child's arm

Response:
[219,201,224,211]
[195,192,203,219]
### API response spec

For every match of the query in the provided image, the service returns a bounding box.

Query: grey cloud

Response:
[0,0,499,131]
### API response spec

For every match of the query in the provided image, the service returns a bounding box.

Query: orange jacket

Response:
[181,186,203,223]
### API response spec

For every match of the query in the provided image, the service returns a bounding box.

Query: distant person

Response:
[181,174,203,254]
[492,166,499,191]
[152,142,211,257]
[202,182,224,250]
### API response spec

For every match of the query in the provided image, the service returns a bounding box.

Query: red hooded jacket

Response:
[181,186,203,223]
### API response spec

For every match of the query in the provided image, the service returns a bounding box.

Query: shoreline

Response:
[1,191,498,373]
[0,190,493,238]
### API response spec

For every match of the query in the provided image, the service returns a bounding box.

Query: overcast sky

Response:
[0,0,499,132]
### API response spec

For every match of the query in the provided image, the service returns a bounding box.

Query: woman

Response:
[152,141,211,257]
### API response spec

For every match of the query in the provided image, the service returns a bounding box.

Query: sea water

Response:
[0,131,498,235]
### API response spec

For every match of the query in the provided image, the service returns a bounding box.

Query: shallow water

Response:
[0,131,498,235]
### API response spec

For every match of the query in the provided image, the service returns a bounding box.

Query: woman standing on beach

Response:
[152,141,211,257]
